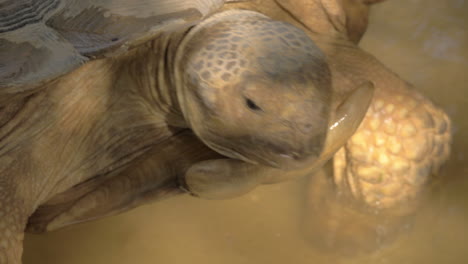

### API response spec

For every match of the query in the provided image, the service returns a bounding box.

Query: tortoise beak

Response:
[243,141,324,170]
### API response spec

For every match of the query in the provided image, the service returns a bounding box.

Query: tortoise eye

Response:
[245,97,262,111]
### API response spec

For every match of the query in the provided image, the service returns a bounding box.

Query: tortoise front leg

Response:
[302,85,451,255]
[183,159,286,199]
[27,130,222,232]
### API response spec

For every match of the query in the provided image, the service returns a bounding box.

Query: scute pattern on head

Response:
[182,10,330,91]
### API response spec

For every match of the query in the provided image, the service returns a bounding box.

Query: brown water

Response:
[23,0,468,263]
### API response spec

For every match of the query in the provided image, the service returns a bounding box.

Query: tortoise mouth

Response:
[205,137,321,170]
[251,149,321,170]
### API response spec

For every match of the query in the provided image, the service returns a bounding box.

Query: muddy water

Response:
[23,0,468,263]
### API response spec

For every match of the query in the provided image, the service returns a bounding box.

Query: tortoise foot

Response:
[333,87,451,210]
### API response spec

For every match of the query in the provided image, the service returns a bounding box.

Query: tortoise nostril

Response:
[245,97,262,111]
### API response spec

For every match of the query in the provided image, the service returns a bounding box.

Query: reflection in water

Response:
[23,0,467,263]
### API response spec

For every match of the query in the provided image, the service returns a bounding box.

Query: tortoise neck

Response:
[154,29,189,127]
[125,28,192,128]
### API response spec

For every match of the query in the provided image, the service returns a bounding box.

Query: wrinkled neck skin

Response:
[122,29,192,128]
[172,19,210,131]
[0,28,195,219]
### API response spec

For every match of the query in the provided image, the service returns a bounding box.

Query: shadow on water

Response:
[23,0,468,263]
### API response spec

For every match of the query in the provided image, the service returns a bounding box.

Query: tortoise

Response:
[0,0,451,263]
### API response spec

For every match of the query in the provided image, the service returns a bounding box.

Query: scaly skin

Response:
[334,82,451,209]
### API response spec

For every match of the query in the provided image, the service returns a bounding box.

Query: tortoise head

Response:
[175,10,333,169]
